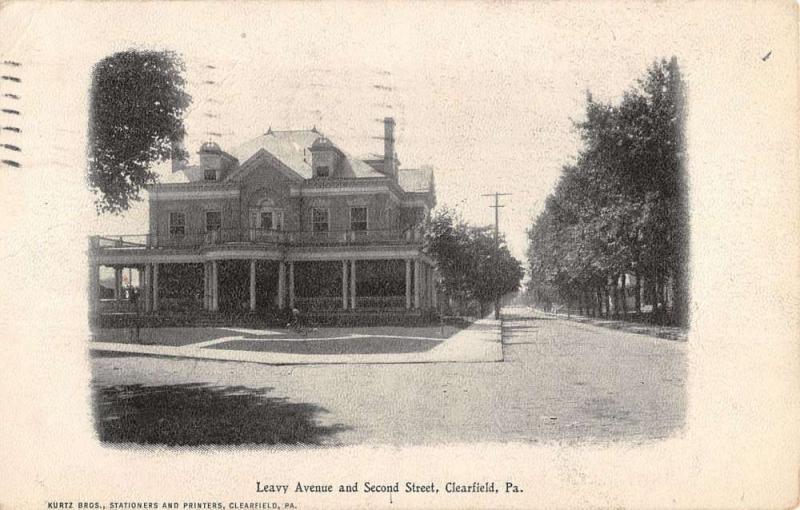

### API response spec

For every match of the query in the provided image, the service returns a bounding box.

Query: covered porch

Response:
[89,247,439,324]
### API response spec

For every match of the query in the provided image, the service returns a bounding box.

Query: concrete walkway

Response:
[546,311,688,341]
[89,319,503,365]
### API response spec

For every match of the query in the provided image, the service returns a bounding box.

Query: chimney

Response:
[383,117,396,178]
[171,138,187,173]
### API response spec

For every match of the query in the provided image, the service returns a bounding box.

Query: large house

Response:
[88,118,439,323]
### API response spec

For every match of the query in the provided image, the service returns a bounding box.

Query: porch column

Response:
[342,260,349,309]
[424,264,430,308]
[203,263,210,310]
[288,261,295,308]
[89,262,100,320]
[143,264,152,312]
[152,263,159,312]
[421,264,427,308]
[278,262,286,309]
[211,261,219,312]
[114,267,123,301]
[421,263,427,309]
[405,259,412,309]
[249,260,257,311]
[350,259,357,309]
[414,259,421,309]
[431,269,438,308]
[428,265,434,309]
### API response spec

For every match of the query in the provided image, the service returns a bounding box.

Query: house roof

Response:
[228,130,383,179]
[398,167,434,193]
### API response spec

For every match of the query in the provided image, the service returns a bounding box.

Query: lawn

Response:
[205,336,442,355]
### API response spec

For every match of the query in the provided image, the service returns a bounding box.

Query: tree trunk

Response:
[600,287,607,318]
[611,276,619,319]
[601,287,607,317]
[672,265,688,327]
[592,289,603,317]
[608,285,614,318]
[654,274,664,325]
[646,275,656,319]
[634,272,642,315]
[620,273,628,318]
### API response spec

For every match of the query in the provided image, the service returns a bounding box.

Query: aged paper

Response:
[0,1,798,509]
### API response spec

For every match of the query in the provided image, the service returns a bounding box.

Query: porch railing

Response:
[294,296,406,311]
[355,296,406,309]
[90,227,423,251]
[98,299,138,314]
[294,296,344,311]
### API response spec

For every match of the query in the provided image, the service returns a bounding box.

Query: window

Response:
[169,212,185,238]
[260,211,273,230]
[205,211,221,232]
[350,207,367,231]
[311,208,329,232]
[260,211,284,230]
[315,166,330,178]
[204,168,217,181]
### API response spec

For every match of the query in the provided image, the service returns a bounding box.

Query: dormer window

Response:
[204,168,217,181]
[310,136,338,178]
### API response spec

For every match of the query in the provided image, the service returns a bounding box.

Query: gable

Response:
[225,149,303,184]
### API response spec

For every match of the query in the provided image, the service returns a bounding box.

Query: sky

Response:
[0,1,794,263]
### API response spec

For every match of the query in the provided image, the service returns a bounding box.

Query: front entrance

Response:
[218,260,250,312]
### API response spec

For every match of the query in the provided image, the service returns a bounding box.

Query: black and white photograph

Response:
[0,2,797,509]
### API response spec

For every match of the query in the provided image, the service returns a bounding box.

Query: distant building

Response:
[89,118,438,321]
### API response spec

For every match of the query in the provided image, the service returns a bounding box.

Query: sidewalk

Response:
[545,310,688,342]
[89,319,503,365]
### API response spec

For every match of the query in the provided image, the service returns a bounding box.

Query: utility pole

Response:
[481,192,512,319]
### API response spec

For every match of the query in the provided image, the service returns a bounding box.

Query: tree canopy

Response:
[527,57,688,325]
[88,50,191,214]
[425,208,524,316]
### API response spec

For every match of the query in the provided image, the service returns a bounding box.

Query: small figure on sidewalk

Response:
[287,306,308,336]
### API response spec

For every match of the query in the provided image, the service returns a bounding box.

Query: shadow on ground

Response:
[93,383,348,446]
[502,314,555,321]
